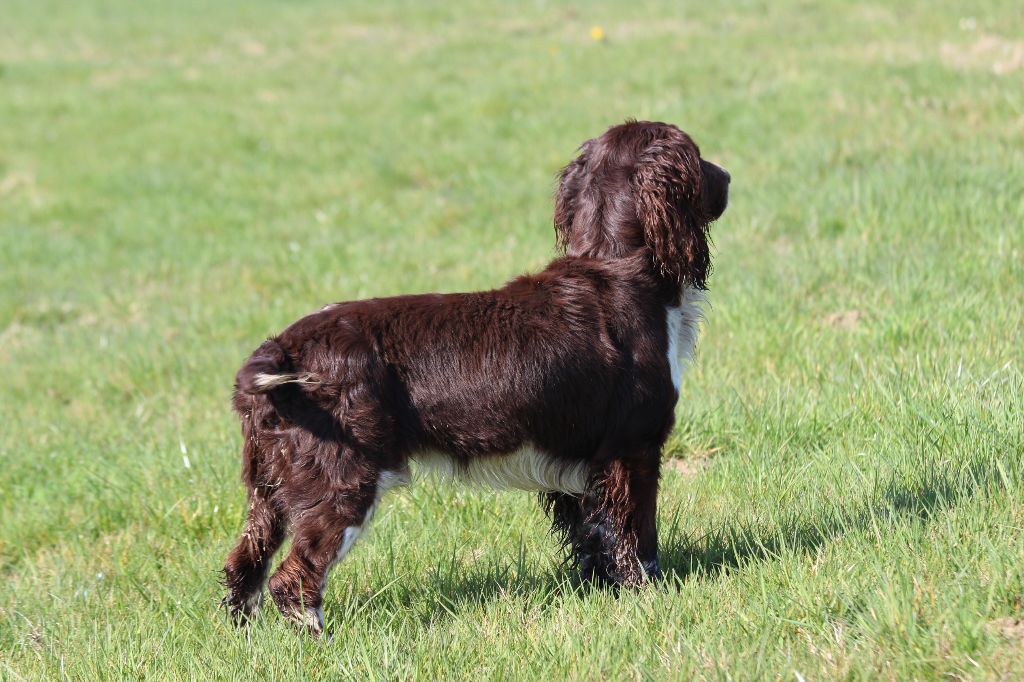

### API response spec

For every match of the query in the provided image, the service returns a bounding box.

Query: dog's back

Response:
[230,252,692,470]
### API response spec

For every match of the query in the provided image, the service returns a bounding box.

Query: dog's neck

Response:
[550,251,703,310]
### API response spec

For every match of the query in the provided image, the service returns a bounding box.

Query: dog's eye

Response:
[261,414,280,429]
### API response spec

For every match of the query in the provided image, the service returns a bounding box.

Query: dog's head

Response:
[554,120,730,289]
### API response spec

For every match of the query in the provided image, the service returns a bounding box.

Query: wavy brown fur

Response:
[222,120,730,633]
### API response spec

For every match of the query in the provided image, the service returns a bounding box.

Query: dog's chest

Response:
[665,287,706,393]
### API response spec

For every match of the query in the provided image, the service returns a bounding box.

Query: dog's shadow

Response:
[385,453,1000,624]
[661,453,998,581]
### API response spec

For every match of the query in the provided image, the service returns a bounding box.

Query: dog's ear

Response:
[553,140,594,252]
[631,137,710,288]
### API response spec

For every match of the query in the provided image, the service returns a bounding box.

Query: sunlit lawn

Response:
[2,0,1023,678]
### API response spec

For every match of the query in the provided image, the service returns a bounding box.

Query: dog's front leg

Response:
[593,457,662,585]
[545,490,610,583]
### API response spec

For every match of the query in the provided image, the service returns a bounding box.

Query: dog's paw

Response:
[285,606,325,638]
[222,590,263,627]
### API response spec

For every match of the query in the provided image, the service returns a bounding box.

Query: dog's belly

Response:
[666,287,706,393]
[411,447,590,494]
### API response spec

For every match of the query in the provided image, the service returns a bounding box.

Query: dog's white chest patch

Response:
[412,447,589,495]
[665,287,706,393]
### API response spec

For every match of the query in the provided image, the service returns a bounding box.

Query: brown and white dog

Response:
[223,120,730,633]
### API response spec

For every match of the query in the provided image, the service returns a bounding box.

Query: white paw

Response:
[290,606,324,635]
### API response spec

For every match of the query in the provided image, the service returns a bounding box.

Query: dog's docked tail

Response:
[236,339,318,395]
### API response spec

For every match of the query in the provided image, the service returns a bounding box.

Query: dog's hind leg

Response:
[267,464,406,635]
[223,489,287,624]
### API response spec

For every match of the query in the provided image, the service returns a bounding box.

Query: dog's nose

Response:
[705,160,730,184]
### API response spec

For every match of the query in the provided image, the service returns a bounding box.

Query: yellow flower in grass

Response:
[590,25,605,42]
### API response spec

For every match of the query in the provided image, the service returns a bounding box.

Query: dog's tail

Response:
[235,339,319,395]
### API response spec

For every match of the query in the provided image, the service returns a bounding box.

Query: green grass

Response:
[2,0,1023,678]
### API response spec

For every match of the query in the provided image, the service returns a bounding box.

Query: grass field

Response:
[2,0,1023,679]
